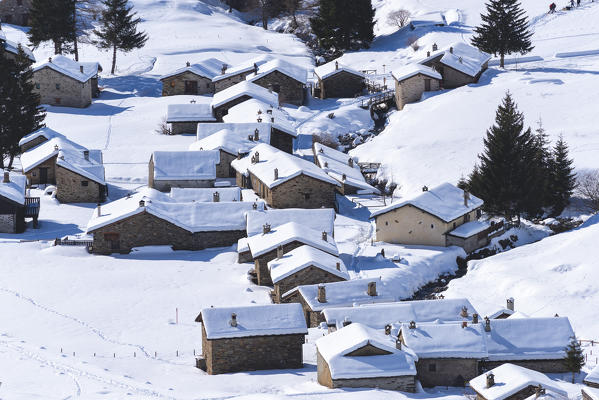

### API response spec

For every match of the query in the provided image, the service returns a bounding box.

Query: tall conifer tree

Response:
[549,135,576,216]
[28,0,76,54]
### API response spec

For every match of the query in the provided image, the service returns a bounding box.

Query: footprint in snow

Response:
[146,381,152,385]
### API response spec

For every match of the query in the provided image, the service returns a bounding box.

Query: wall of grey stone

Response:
[216,150,237,178]
[213,71,254,92]
[395,74,441,110]
[25,156,57,185]
[33,67,92,108]
[213,94,252,121]
[254,240,307,286]
[161,71,214,96]
[56,164,103,203]
[252,71,304,106]
[0,213,16,233]
[151,178,215,192]
[274,266,346,303]
[415,358,479,387]
[171,121,201,135]
[270,174,337,209]
[483,359,567,374]
[270,129,293,154]
[320,71,365,99]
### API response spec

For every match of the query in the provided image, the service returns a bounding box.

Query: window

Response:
[81,180,89,187]
[464,213,471,223]
[55,83,61,90]
[35,83,40,89]
[273,84,281,93]
[477,209,482,218]
[385,221,389,226]
[104,233,120,251]
[424,79,431,91]
[304,193,311,201]
[170,81,175,87]
[55,98,61,104]
[428,363,437,372]
[431,224,434,229]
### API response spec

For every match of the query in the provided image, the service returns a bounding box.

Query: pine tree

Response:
[549,135,576,216]
[94,0,148,74]
[468,93,535,221]
[471,0,533,68]
[0,46,16,169]
[564,337,585,383]
[28,0,76,55]
[522,119,553,217]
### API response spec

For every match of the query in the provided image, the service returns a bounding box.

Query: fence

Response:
[54,238,94,247]
[361,90,395,109]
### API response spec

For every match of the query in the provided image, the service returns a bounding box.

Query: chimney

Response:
[271,117,274,123]
[335,61,339,70]
[385,324,392,335]
[324,161,328,168]
[274,168,278,180]
[276,245,284,259]
[427,51,431,57]
[80,65,84,74]
[409,321,416,329]
[139,199,145,208]
[380,248,385,257]
[213,191,220,202]
[396,338,402,350]
[472,313,479,324]
[49,57,52,63]
[317,285,326,303]
[230,313,237,327]
[458,56,463,64]
[54,144,59,151]
[462,321,468,328]
[464,190,470,206]
[422,185,428,192]
[342,316,351,327]
[254,151,259,163]
[253,63,258,74]
[486,372,495,388]
[96,203,101,217]
[263,223,271,234]
[319,147,324,153]
[367,281,377,297]
[248,135,254,142]
[266,109,273,114]
[257,116,263,123]
[341,173,346,181]
[252,202,258,210]
[460,306,469,318]
[186,61,190,67]
[507,297,514,311]
[321,231,327,241]
[254,128,259,141]
[535,385,546,398]
[336,262,340,271]
[484,316,491,332]
[450,46,454,54]
[190,99,196,104]
[432,43,438,51]
[348,158,354,167]
[221,63,227,74]
[3,171,10,183]
[83,150,89,160]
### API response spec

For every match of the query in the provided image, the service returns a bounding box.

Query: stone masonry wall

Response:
[254,240,305,286]
[252,71,304,106]
[214,71,254,92]
[270,174,337,209]
[55,164,103,203]
[33,67,92,108]
[483,359,567,374]
[25,156,57,185]
[270,129,293,154]
[171,121,201,135]
[415,358,480,387]
[0,213,16,233]
[161,71,214,96]
[152,178,215,192]
[213,95,252,121]
[216,150,236,178]
[320,71,365,99]
[274,266,346,303]
[395,74,441,110]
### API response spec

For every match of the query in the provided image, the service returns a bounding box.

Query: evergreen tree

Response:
[563,337,585,383]
[94,0,148,74]
[468,93,535,221]
[549,135,576,216]
[522,119,553,217]
[0,46,16,169]
[28,0,76,55]
[471,0,533,68]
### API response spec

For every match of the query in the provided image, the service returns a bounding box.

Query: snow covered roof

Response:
[246,58,307,85]
[316,323,417,380]
[169,187,241,202]
[223,98,297,137]
[583,389,599,400]
[371,183,483,222]
[231,143,340,189]
[151,151,218,181]
[314,60,364,80]
[211,55,271,82]
[0,171,27,205]
[470,363,568,400]
[585,365,599,386]
[166,104,216,123]
[189,126,270,155]
[484,317,575,361]
[268,245,349,284]
[1,38,36,62]
[400,321,488,358]
[160,58,225,80]
[19,127,62,148]
[392,63,442,82]
[211,81,279,109]
[246,221,338,258]
[323,298,479,330]
[198,303,307,339]
[448,221,491,238]
[245,208,335,237]
[489,308,515,319]
[20,136,105,185]
[33,55,102,83]
[419,42,491,78]
[286,278,397,312]
[313,143,379,194]
[86,187,264,233]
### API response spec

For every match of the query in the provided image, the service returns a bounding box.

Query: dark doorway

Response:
[39,168,48,184]
[184,80,198,95]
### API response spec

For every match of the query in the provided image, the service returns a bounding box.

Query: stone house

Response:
[210,81,279,121]
[86,188,264,254]
[20,132,107,203]
[313,60,365,99]
[584,365,599,388]
[245,221,339,286]
[371,183,485,250]
[0,32,36,63]
[419,42,491,89]
[231,143,340,209]
[195,303,307,375]
[159,58,223,96]
[245,59,306,106]
[211,55,271,92]
[316,322,417,392]
[281,278,397,327]
[313,142,379,195]
[0,0,32,26]
[33,55,102,107]
[148,150,218,192]
[268,245,349,303]
[469,363,568,400]
[166,103,216,135]
[0,171,38,233]
[392,64,442,110]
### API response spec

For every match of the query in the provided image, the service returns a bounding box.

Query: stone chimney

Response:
[460,306,469,318]
[252,202,258,210]
[257,116,262,123]
[458,56,463,64]
[3,171,10,183]
[336,262,341,271]
[348,158,354,167]
[324,161,328,168]
[535,384,546,398]
[139,199,145,207]
[335,61,339,70]
[319,147,324,153]
[268,85,273,93]
[263,223,271,234]
[271,117,274,123]
[267,109,272,114]
[83,150,89,161]
[254,151,260,163]
[380,248,385,257]
[486,372,495,388]
[409,321,416,329]
[276,245,284,259]
[422,185,428,192]
[274,168,278,180]
[186,61,190,67]
[317,284,326,303]
[462,321,468,328]
[54,144,59,151]
[385,324,392,335]
[427,51,431,57]
[450,46,454,54]
[80,65,84,73]
[342,173,346,181]
[367,281,377,297]
[464,190,470,207]
[432,43,438,51]
[254,128,259,141]
[253,63,258,74]
[221,63,227,74]
[230,313,237,327]
[484,316,491,332]
[507,297,514,311]
[472,313,479,324]
[213,191,220,202]
[322,231,327,241]
[96,203,101,217]
[342,317,351,327]
[49,57,52,63]
[396,338,402,350]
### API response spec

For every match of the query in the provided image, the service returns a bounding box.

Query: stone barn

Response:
[0,0,32,26]
[212,55,271,92]
[195,303,307,375]
[210,81,279,121]
[0,171,31,233]
[166,103,216,135]
[392,64,442,110]
[148,150,218,191]
[231,143,340,209]
[313,60,365,99]
[316,323,417,392]
[419,42,491,89]
[245,59,306,106]
[268,245,349,303]
[160,58,223,96]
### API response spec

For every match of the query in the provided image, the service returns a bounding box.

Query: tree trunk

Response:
[7,155,14,169]
[74,38,79,61]
[500,52,505,68]
[111,45,117,74]
[572,372,575,383]
[73,6,79,61]
[262,13,268,30]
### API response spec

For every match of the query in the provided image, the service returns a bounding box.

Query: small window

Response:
[431,224,434,229]
[170,81,175,87]
[35,83,40,89]
[453,222,457,228]
[55,98,61,104]
[428,363,437,372]
[464,214,471,223]
[55,83,61,90]
[32,171,37,177]
[81,180,89,187]
[385,221,389,226]
[304,193,311,201]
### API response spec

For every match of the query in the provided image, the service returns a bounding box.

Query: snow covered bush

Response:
[155,116,172,135]
[313,132,339,148]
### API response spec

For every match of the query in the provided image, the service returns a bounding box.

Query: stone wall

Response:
[171,121,201,135]
[270,129,293,154]
[202,324,304,375]
[213,94,252,121]
[161,71,214,96]
[216,150,237,178]
[483,359,567,374]
[446,233,489,254]
[252,71,304,106]
[20,136,48,152]
[0,0,32,25]
[395,74,441,110]
[25,156,57,185]
[214,71,254,93]
[421,57,485,89]
[416,358,480,387]
[0,195,23,233]
[248,173,336,209]
[33,67,92,108]
[274,266,346,303]
[320,71,365,99]
[55,164,104,203]
[583,389,597,400]
[254,240,306,286]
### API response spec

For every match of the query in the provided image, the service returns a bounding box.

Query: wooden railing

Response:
[361,90,395,108]
[476,220,505,240]
[24,197,40,218]
[54,238,94,247]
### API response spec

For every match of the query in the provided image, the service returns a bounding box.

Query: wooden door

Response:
[39,168,48,184]
[184,80,198,95]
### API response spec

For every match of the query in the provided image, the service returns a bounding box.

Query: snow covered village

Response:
[1,0,599,398]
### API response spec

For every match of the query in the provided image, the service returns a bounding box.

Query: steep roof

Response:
[211,81,279,109]
[169,187,241,202]
[316,323,417,380]
[392,63,442,82]
[585,365,599,386]
[198,303,307,339]
[371,182,483,222]
[470,363,568,400]
[166,104,216,123]
[33,55,102,83]
[400,321,488,358]
[231,143,340,189]
[86,187,264,233]
[448,220,491,238]
[313,142,379,194]
[268,245,349,284]
[245,208,335,237]
[1,38,36,62]
[314,61,364,80]
[223,98,297,137]
[160,58,225,80]
[246,58,307,85]
[323,298,479,330]
[189,127,270,155]
[151,150,218,181]
[419,42,491,78]
[211,55,271,82]
[19,127,62,148]
[246,221,338,258]
[0,171,27,205]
